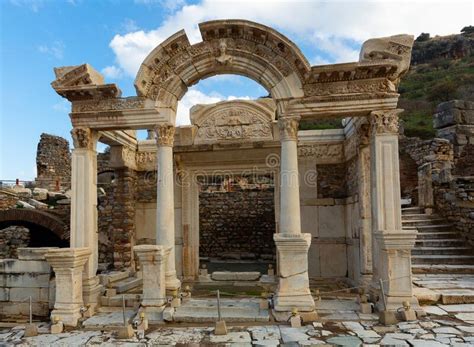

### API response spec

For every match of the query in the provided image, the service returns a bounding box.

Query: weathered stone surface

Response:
[211,271,261,281]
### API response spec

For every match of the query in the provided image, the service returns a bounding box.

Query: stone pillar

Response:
[369,110,419,311]
[45,248,91,327]
[70,127,102,309]
[134,245,169,308]
[154,124,181,290]
[273,115,315,312]
[357,123,373,285]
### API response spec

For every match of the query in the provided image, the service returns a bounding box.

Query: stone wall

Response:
[0,226,30,258]
[35,133,71,191]
[199,177,275,261]
[316,163,348,199]
[0,248,54,318]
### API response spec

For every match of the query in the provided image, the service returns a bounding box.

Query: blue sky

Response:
[0,0,472,180]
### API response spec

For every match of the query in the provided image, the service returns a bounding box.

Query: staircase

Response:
[402,206,474,274]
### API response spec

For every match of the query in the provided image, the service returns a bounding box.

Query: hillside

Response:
[300,27,474,136]
[399,27,474,138]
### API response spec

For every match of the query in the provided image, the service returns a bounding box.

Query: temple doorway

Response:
[198,174,276,274]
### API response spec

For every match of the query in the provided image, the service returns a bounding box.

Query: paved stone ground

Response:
[1,303,473,346]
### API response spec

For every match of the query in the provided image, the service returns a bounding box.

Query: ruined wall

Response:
[199,177,275,261]
[0,226,30,258]
[35,133,71,191]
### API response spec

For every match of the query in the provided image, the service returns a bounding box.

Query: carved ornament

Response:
[369,109,403,135]
[154,124,175,147]
[278,116,300,141]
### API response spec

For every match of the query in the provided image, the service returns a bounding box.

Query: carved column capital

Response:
[369,109,403,135]
[154,124,175,147]
[357,123,371,147]
[278,115,300,141]
[71,127,98,150]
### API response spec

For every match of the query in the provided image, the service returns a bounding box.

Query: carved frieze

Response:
[304,78,395,97]
[136,151,157,171]
[72,97,146,113]
[279,116,300,141]
[370,109,402,135]
[298,143,344,161]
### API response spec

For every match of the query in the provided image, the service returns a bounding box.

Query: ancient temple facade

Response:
[47,19,420,324]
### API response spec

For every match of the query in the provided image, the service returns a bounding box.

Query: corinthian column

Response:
[154,124,181,290]
[369,109,420,312]
[273,115,315,314]
[70,127,101,310]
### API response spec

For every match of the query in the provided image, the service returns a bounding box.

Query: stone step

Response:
[416,231,460,239]
[412,247,473,256]
[174,298,269,323]
[402,214,442,221]
[111,277,143,294]
[98,270,131,286]
[401,207,425,215]
[412,264,474,274]
[414,224,454,230]
[402,219,447,226]
[412,255,474,265]
[415,239,465,247]
[100,293,142,307]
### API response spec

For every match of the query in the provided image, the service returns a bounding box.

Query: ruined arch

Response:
[0,209,69,242]
[134,20,311,109]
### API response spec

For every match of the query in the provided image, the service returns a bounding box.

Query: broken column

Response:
[369,110,420,312]
[45,248,91,327]
[273,115,315,313]
[154,124,181,291]
[70,127,102,311]
[134,245,169,308]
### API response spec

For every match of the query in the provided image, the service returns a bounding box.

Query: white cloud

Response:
[38,41,65,59]
[101,65,124,79]
[52,100,69,113]
[9,0,44,12]
[107,0,472,78]
[121,18,139,33]
[176,88,253,125]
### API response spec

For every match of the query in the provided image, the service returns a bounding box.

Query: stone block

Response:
[400,309,417,321]
[32,188,49,201]
[5,273,51,288]
[163,307,174,322]
[379,310,398,325]
[0,259,51,274]
[301,206,318,236]
[17,248,57,261]
[9,287,42,302]
[214,320,227,335]
[24,324,38,337]
[116,324,134,339]
[51,321,64,334]
[0,288,9,301]
[0,302,49,316]
[211,271,261,281]
[318,205,345,238]
[319,244,347,277]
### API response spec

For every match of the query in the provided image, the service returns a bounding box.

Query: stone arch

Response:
[135,20,311,109]
[0,209,68,241]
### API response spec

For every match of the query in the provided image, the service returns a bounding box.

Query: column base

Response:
[273,233,315,312]
[82,276,102,315]
[51,305,82,327]
[165,271,181,291]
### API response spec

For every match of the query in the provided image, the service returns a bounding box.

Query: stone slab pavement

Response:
[0,303,473,346]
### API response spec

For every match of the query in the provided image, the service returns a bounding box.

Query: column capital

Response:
[154,123,175,147]
[356,123,371,147]
[278,115,300,141]
[71,127,98,150]
[369,109,403,135]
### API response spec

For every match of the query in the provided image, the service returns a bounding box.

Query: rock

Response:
[211,271,261,281]
[432,327,461,335]
[11,185,32,197]
[28,199,48,209]
[16,200,35,209]
[163,307,174,322]
[210,331,251,343]
[32,188,48,200]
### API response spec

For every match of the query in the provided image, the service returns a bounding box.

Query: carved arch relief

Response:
[190,99,276,145]
[134,20,311,108]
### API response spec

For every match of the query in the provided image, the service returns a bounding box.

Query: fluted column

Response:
[369,109,420,312]
[154,124,181,290]
[273,115,315,313]
[70,127,101,309]
[356,123,373,285]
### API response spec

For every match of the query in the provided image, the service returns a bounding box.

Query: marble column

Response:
[45,248,91,327]
[134,245,169,308]
[70,127,101,310]
[369,109,420,312]
[154,124,181,290]
[273,115,315,312]
[357,123,373,285]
